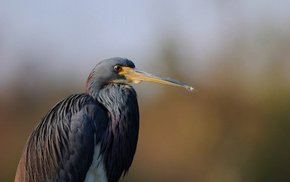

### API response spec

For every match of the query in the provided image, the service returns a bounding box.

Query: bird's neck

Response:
[97,83,139,182]
[85,70,105,99]
[86,83,103,99]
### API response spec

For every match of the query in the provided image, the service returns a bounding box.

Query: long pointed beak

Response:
[120,67,194,92]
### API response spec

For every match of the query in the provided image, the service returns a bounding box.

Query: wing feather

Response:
[15,94,108,182]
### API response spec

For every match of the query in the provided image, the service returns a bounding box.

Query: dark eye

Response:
[114,65,122,72]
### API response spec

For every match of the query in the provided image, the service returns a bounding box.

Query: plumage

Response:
[16,94,103,181]
[15,58,139,182]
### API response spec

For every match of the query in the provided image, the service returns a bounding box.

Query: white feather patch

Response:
[84,143,107,182]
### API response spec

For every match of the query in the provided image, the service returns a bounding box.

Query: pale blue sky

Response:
[0,0,289,87]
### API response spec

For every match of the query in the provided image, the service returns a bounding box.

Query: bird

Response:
[15,57,193,182]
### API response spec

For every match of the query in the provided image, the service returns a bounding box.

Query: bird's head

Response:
[86,57,194,97]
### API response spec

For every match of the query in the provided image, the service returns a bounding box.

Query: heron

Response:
[15,57,193,182]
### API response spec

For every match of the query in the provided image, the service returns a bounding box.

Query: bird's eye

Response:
[114,65,122,72]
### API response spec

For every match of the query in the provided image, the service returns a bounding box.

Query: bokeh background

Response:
[1,1,290,182]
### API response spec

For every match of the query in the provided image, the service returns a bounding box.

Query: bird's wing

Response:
[16,94,108,182]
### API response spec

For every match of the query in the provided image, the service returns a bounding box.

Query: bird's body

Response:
[15,58,193,182]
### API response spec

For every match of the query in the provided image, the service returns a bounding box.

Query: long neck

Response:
[97,83,139,182]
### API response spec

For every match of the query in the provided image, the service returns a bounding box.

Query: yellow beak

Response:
[119,67,194,92]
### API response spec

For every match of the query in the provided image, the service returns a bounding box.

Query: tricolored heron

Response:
[15,57,193,182]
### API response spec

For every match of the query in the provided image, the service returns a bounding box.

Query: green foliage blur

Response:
[1,33,290,182]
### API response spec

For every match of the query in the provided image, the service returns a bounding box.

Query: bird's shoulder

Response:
[43,93,107,124]
[49,93,101,115]
[45,93,109,141]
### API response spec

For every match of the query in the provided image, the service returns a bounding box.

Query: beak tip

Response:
[186,86,195,92]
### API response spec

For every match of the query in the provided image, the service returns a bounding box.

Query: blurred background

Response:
[1,0,290,181]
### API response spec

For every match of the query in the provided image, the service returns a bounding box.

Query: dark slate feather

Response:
[97,83,139,182]
[16,93,107,182]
